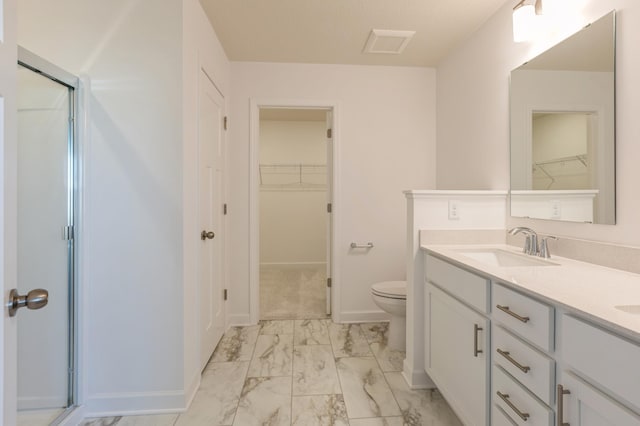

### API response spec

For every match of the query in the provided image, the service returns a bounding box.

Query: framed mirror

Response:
[510,10,616,224]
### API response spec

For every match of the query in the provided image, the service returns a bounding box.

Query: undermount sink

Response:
[615,305,640,315]
[455,248,558,268]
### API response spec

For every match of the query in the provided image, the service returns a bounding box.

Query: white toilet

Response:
[370,281,407,351]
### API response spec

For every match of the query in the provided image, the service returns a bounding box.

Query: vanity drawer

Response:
[494,325,554,405]
[425,254,489,313]
[493,404,517,426]
[493,284,554,352]
[562,314,640,409]
[493,366,553,426]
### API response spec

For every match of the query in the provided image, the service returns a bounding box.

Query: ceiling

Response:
[199,0,508,67]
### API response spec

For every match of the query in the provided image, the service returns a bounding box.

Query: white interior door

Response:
[325,111,333,316]
[2,2,19,424]
[198,69,225,371]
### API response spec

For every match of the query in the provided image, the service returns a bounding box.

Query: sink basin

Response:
[615,305,640,315]
[455,248,558,267]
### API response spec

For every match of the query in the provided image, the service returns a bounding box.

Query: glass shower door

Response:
[16,62,75,425]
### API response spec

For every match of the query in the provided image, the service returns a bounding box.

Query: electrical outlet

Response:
[551,200,561,219]
[448,200,460,220]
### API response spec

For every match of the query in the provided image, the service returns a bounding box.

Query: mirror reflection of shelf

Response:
[259,163,327,191]
[532,154,588,190]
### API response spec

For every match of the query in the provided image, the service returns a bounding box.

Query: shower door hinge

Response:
[224,203,228,215]
[223,289,228,301]
[327,203,332,213]
[62,225,74,241]
[327,278,332,288]
[327,128,332,139]
[224,116,228,130]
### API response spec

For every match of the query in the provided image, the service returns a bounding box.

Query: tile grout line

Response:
[328,319,348,425]
[230,323,262,426]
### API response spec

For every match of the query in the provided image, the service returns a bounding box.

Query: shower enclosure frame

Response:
[17,46,80,424]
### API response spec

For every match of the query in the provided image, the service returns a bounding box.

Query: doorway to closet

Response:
[258,107,333,320]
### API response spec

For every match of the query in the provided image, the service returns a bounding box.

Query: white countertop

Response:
[421,243,640,342]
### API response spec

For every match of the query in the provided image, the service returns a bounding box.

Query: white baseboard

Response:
[402,359,435,389]
[228,313,253,327]
[259,262,326,268]
[338,310,391,323]
[85,390,186,418]
[184,371,201,409]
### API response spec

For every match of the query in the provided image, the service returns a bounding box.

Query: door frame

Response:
[249,99,341,324]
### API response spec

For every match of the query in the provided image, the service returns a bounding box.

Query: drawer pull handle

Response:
[496,304,530,323]
[473,324,483,357]
[497,348,531,373]
[497,391,530,421]
[557,384,571,426]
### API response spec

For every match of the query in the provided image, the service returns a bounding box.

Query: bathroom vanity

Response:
[421,244,640,426]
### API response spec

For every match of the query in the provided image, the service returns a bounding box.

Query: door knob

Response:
[201,230,215,241]
[7,288,49,317]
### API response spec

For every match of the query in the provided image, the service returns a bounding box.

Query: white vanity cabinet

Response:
[557,371,640,425]
[557,315,640,425]
[424,255,490,426]
[422,248,640,426]
[491,283,555,425]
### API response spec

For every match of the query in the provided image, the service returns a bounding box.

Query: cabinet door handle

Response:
[496,348,531,373]
[497,391,530,421]
[473,324,483,357]
[557,384,571,426]
[496,304,530,323]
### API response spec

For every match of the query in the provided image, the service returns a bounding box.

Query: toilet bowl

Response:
[371,281,407,351]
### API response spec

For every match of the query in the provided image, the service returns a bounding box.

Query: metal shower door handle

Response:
[7,288,49,317]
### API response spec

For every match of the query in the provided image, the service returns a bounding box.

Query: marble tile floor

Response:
[18,408,66,426]
[260,265,328,320]
[81,321,462,426]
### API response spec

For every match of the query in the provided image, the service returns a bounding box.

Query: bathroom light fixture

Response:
[513,0,543,42]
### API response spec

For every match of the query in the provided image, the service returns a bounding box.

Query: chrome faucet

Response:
[538,235,558,259]
[508,227,539,256]
[509,227,558,258]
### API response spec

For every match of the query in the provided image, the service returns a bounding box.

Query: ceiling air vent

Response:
[363,29,416,55]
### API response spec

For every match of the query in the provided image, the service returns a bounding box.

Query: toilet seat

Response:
[371,281,406,300]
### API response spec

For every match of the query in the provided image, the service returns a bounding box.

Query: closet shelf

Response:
[259,163,327,190]
[533,154,587,168]
[532,154,588,190]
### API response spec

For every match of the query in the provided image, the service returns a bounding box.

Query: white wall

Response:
[229,63,436,322]
[259,120,327,265]
[436,0,640,247]
[18,0,184,411]
[17,0,231,414]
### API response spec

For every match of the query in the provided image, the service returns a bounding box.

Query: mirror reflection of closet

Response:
[531,112,593,191]
[510,10,616,224]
